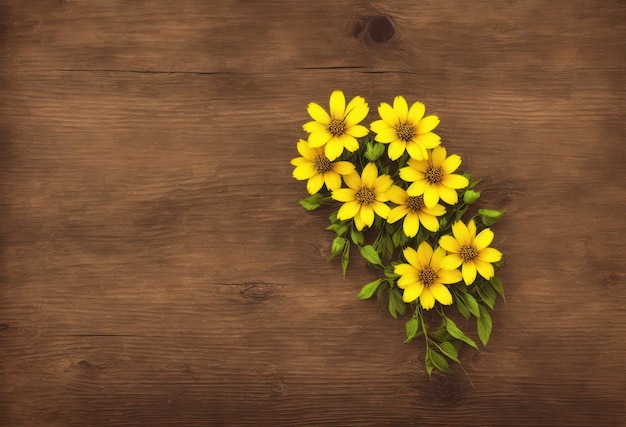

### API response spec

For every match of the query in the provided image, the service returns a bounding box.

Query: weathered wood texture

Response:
[1,0,625,425]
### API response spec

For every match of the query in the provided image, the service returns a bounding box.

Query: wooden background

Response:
[1,1,625,425]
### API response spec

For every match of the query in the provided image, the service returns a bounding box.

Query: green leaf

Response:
[330,237,348,259]
[438,341,460,363]
[388,286,406,319]
[358,278,384,300]
[350,227,364,245]
[391,226,408,247]
[476,280,497,309]
[463,189,481,204]
[490,276,506,302]
[327,222,349,236]
[358,245,383,267]
[328,211,338,223]
[478,208,504,226]
[445,318,478,350]
[455,295,471,320]
[425,353,434,377]
[341,243,350,278]
[477,305,493,346]
[462,292,481,318]
[383,265,399,280]
[404,317,419,343]
[428,349,450,373]
[364,140,386,162]
[299,193,326,211]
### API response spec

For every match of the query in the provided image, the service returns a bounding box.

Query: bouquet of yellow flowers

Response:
[291,90,505,375]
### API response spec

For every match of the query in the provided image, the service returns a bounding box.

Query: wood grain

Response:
[1,0,625,426]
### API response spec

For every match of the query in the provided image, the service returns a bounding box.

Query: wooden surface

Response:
[1,1,625,425]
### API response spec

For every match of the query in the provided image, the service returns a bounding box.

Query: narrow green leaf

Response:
[478,208,504,226]
[404,317,419,343]
[429,349,450,373]
[364,140,385,162]
[358,245,383,267]
[330,237,348,259]
[341,243,350,278]
[490,276,506,302]
[425,353,434,377]
[358,278,384,300]
[391,226,408,247]
[350,227,364,246]
[463,189,481,204]
[477,305,493,346]
[462,292,481,318]
[438,341,460,363]
[476,280,497,309]
[299,193,326,211]
[445,318,478,350]
[388,286,406,319]
[455,295,471,320]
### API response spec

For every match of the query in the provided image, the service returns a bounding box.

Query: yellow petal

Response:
[394,263,417,277]
[406,141,426,160]
[416,241,434,269]
[467,219,477,241]
[403,212,420,237]
[438,185,459,205]
[308,130,332,148]
[324,137,344,161]
[452,221,471,246]
[406,180,427,197]
[462,262,477,285]
[418,212,439,232]
[374,175,393,195]
[387,185,408,204]
[361,163,378,187]
[378,102,399,126]
[387,206,409,224]
[403,284,424,303]
[344,103,369,127]
[329,90,346,120]
[423,185,440,208]
[370,119,391,135]
[416,115,440,134]
[339,134,360,152]
[439,235,461,254]
[360,204,375,226]
[441,154,462,174]
[407,101,425,124]
[332,188,355,202]
[374,128,398,143]
[430,146,447,167]
[393,96,409,122]
[323,171,342,191]
[332,161,356,175]
[345,95,366,115]
[478,247,502,263]
[306,174,325,194]
[415,132,441,149]
[303,121,328,134]
[419,287,436,310]
[290,157,306,166]
[440,254,463,270]
[337,200,361,220]
[353,213,366,231]
[372,200,390,219]
[343,172,361,191]
[430,283,453,305]
[293,163,317,180]
[387,139,406,160]
[346,124,369,138]
[398,274,418,289]
[403,247,420,269]
[474,228,495,250]
[296,139,318,159]
[437,268,462,284]
[442,173,469,190]
[399,166,424,183]
[307,102,330,124]
[423,203,446,217]
[475,260,495,280]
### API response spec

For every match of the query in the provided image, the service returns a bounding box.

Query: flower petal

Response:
[361,163,378,187]
[398,273,419,289]
[308,130,332,148]
[378,102,399,126]
[343,172,361,191]
[387,206,408,224]
[478,247,502,263]
[387,139,406,160]
[452,221,471,246]
[423,203,446,217]
[406,180,427,196]
[324,137,344,161]
[339,133,360,153]
[399,166,424,183]
[403,247,420,268]
[423,185,440,208]
[419,287,436,310]
[345,124,369,138]
[439,235,461,254]
[440,254,463,270]
[296,139,318,159]
[430,283,453,305]
[462,262,477,285]
[387,185,408,204]
[407,158,429,172]
[293,163,317,180]
[442,173,470,189]
[372,200,391,219]
[438,268,462,284]
[344,103,369,127]
[415,132,441,149]
[374,128,398,143]
[429,146,447,167]
[303,120,328,134]
[332,161,356,175]
[337,200,361,220]
[431,246,447,268]
[407,101,425,124]
[416,115,440,134]
[438,186,459,205]
[370,119,390,135]
[402,283,424,303]
[441,154,462,174]
[307,102,330,124]
[467,219,477,241]
[406,141,427,160]
[403,212,420,237]
[359,204,375,226]
[332,188,355,202]
[329,90,346,120]
[474,228,495,250]
[306,174,325,194]
[323,171,342,191]
[416,241,434,269]
[475,259,495,280]
[353,213,366,231]
[373,175,393,195]
[418,212,439,232]
[345,95,366,115]
[394,263,417,277]
[393,96,409,122]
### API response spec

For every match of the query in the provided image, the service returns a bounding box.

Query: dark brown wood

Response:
[1,0,625,425]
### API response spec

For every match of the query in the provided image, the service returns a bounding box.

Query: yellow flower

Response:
[399,145,469,208]
[370,96,441,161]
[331,163,392,231]
[291,140,356,194]
[387,186,446,237]
[394,241,462,309]
[439,220,503,285]
[303,90,370,161]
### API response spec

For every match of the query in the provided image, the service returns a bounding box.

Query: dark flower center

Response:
[313,155,332,173]
[355,187,376,205]
[406,195,425,212]
[395,122,416,142]
[328,119,346,137]
[425,166,443,184]
[419,266,437,286]
[460,245,479,262]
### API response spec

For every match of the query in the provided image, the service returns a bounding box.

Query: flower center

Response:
[395,122,415,142]
[406,195,425,212]
[328,119,346,137]
[313,155,332,173]
[425,166,443,184]
[460,245,479,262]
[419,266,437,286]
[355,187,376,205]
